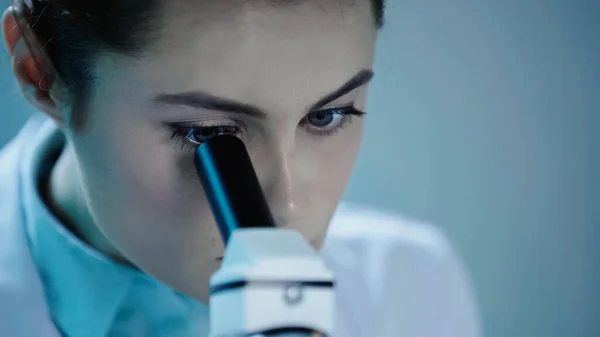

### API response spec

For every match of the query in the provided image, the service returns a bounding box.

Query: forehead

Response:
[94,0,376,113]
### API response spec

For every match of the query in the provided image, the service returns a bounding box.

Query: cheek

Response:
[73,118,203,219]
[332,123,363,185]
[302,119,364,197]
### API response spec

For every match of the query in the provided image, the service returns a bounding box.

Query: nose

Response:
[260,151,310,226]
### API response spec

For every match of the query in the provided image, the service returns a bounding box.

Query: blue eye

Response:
[304,106,365,135]
[307,110,335,127]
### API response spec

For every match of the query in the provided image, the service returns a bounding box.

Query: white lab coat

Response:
[0,116,482,336]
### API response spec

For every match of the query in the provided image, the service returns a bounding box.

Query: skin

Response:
[2,0,377,302]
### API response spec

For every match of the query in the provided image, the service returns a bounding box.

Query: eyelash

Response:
[168,106,366,151]
[169,125,239,151]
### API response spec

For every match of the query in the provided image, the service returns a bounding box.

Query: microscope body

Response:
[194,136,335,337]
[210,229,334,337]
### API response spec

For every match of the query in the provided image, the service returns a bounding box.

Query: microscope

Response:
[194,135,335,337]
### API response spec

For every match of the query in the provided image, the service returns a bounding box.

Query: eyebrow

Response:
[151,69,374,118]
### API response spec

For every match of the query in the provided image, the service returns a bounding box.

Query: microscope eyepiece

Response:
[193,135,276,244]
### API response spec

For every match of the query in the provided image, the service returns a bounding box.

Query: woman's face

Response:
[66,0,377,300]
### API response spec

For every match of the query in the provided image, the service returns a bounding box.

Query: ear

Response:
[2,6,69,126]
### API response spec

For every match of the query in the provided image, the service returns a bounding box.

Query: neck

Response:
[45,142,127,263]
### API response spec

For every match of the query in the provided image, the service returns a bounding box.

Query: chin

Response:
[309,236,326,250]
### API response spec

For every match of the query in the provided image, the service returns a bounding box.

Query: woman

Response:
[0,0,481,336]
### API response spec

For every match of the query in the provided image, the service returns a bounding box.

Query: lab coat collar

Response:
[17,116,140,337]
[0,115,62,337]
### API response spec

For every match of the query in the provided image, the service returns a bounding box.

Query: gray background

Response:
[1,1,598,336]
